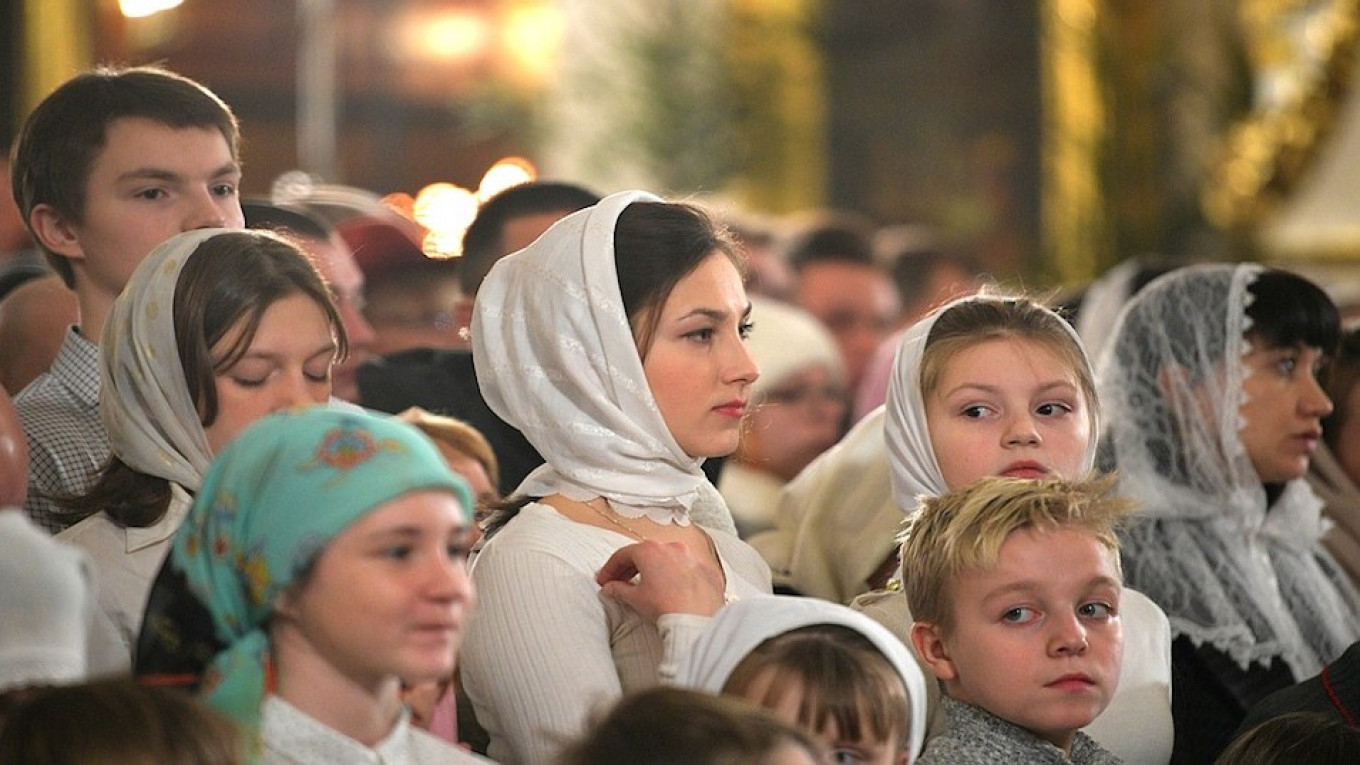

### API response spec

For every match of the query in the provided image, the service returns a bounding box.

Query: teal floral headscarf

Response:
[172,406,473,737]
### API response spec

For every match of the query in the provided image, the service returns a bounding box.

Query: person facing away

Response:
[1214,711,1360,765]
[460,190,772,764]
[55,228,345,673]
[855,292,1173,765]
[1096,263,1360,763]
[10,65,244,533]
[152,406,487,764]
[0,678,244,765]
[675,595,929,765]
[356,180,601,492]
[903,476,1132,765]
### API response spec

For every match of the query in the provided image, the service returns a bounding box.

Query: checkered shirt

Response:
[16,328,109,533]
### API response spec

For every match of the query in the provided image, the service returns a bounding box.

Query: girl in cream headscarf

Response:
[860,292,1173,765]
[462,190,772,764]
[55,228,345,672]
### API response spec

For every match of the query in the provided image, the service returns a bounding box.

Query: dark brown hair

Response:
[559,686,823,765]
[614,201,745,357]
[0,678,244,765]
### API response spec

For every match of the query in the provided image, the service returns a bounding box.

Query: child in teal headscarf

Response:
[171,406,491,764]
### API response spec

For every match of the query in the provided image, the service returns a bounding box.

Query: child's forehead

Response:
[967,525,1120,584]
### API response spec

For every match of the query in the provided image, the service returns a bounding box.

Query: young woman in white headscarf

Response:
[460,191,772,764]
[53,228,345,672]
[1097,263,1360,764]
[862,292,1174,765]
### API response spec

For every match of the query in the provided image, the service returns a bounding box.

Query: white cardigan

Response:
[461,502,772,765]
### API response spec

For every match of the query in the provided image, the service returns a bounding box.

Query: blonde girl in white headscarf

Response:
[462,190,772,764]
[54,228,345,673]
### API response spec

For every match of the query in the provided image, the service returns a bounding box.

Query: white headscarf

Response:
[1098,263,1360,678]
[884,293,1100,514]
[748,406,902,604]
[674,594,929,760]
[472,190,734,532]
[100,228,228,491]
[0,512,94,693]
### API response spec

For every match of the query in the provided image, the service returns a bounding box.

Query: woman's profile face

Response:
[641,252,759,459]
[1238,337,1332,483]
[203,292,337,453]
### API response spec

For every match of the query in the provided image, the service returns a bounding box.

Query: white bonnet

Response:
[747,296,844,399]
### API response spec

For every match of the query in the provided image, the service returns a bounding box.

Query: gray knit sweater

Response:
[918,697,1123,764]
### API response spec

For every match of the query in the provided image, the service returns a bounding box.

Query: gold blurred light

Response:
[414,183,479,259]
[477,157,537,201]
[119,0,182,18]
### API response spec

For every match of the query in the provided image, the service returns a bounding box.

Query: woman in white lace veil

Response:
[461,191,772,764]
[1097,263,1360,763]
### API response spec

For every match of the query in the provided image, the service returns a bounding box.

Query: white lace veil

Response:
[1097,262,1360,678]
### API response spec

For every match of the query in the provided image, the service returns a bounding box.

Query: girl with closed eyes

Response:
[54,227,345,673]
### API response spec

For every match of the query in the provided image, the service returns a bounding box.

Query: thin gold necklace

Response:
[585,498,649,542]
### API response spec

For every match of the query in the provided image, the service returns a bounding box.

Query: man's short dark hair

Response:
[458,181,599,296]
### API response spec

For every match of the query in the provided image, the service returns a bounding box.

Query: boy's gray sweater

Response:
[918,697,1123,764]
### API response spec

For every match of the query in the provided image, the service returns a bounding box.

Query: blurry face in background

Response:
[500,210,576,256]
[738,364,847,482]
[298,233,375,403]
[203,293,336,453]
[364,274,465,355]
[1336,381,1360,485]
[795,262,900,389]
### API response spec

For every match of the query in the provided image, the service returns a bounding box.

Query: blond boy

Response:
[903,477,1131,764]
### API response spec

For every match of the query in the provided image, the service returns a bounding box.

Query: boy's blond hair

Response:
[900,475,1132,631]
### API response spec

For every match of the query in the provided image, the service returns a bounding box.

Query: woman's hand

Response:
[596,541,726,621]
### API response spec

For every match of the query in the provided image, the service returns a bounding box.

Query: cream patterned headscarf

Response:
[100,228,228,491]
[472,190,734,531]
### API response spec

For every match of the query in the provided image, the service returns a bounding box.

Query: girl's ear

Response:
[910,621,957,682]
